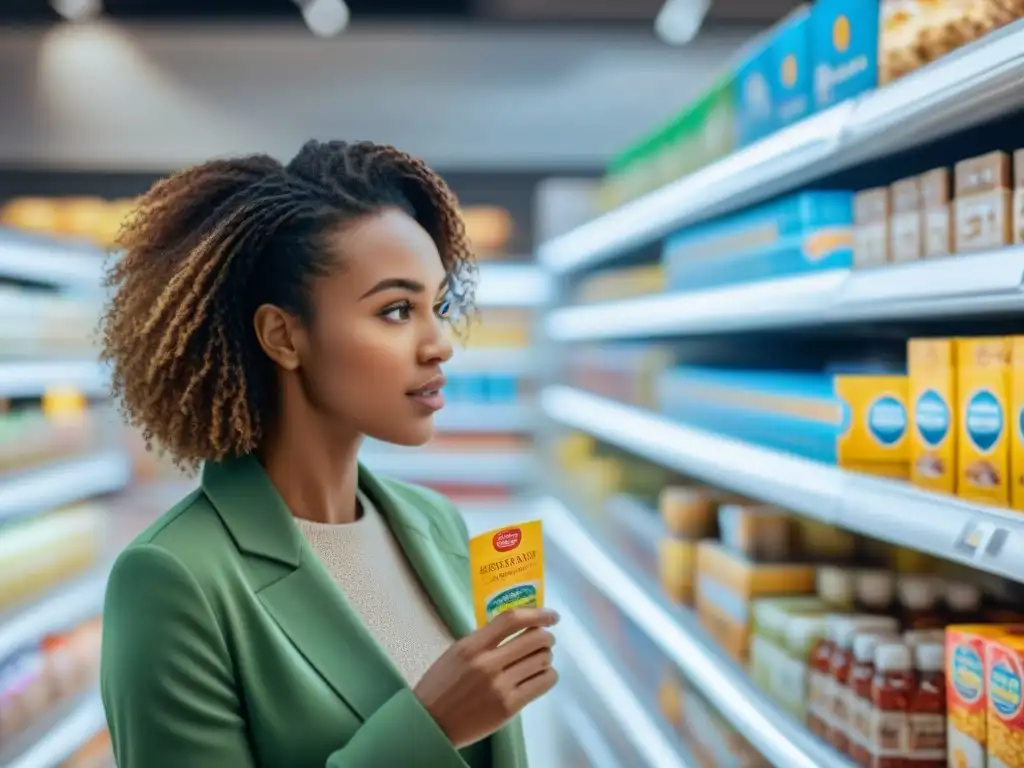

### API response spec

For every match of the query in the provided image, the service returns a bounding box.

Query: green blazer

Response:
[100,455,528,767]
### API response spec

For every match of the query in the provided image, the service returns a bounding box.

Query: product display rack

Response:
[534,19,1024,768]
[538,19,1024,275]
[0,234,130,768]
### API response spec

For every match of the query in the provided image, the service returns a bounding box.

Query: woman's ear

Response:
[253,304,304,371]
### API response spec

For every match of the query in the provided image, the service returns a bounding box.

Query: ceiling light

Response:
[655,0,712,46]
[51,0,102,22]
[296,0,350,37]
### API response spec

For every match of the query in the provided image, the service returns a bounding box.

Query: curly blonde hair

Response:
[101,140,476,471]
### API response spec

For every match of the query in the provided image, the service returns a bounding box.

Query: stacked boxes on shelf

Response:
[596,1,1024,214]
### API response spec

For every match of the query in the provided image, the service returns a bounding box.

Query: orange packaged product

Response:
[947,625,1021,768]
[986,632,1024,768]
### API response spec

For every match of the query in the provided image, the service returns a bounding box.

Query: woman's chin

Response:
[369,420,436,448]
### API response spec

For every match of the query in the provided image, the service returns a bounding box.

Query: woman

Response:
[99,140,559,768]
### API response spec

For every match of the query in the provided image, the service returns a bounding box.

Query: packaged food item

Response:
[957,337,1011,507]
[908,338,957,495]
[811,0,882,109]
[849,631,900,765]
[946,582,984,624]
[920,168,953,258]
[908,642,947,768]
[717,503,792,561]
[657,537,697,605]
[781,615,829,722]
[855,188,892,268]
[881,1,1024,85]
[955,151,1013,254]
[898,575,945,630]
[1011,337,1024,512]
[771,5,815,129]
[733,30,776,147]
[947,625,1012,768]
[830,617,902,754]
[695,541,817,663]
[662,191,853,294]
[468,521,544,628]
[890,175,924,263]
[658,486,717,539]
[799,519,859,562]
[835,374,910,476]
[809,614,849,738]
[986,632,1024,768]
[1015,149,1024,245]
[870,642,914,767]
[856,569,898,616]
[819,566,858,608]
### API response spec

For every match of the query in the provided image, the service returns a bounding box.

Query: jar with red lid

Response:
[906,642,945,768]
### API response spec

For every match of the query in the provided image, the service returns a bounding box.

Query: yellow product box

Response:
[469,521,544,628]
[1011,338,1024,512]
[908,338,957,494]
[845,460,910,480]
[958,337,1012,507]
[695,541,816,663]
[948,625,1008,768]
[657,537,698,605]
[835,374,910,475]
[985,630,1024,768]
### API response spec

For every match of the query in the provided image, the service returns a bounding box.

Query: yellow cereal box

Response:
[908,338,957,494]
[469,521,544,628]
[834,374,909,473]
[1011,338,1024,511]
[986,632,1024,768]
[947,626,1008,768]
[958,338,1012,507]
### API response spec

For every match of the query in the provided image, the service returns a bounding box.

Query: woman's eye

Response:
[381,302,412,323]
[434,300,452,318]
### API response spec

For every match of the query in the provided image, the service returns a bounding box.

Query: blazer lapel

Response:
[202,457,406,722]
[359,467,475,640]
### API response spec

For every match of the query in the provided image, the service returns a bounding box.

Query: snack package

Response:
[469,521,545,628]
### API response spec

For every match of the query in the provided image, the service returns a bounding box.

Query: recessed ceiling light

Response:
[51,0,103,22]
[296,0,351,38]
[655,0,712,46]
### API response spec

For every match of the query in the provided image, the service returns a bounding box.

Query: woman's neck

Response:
[261,404,363,526]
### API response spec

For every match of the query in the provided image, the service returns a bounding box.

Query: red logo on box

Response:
[492,528,522,552]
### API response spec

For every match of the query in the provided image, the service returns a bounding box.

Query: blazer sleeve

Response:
[101,545,465,768]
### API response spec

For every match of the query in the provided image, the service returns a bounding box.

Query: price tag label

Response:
[955,518,1009,560]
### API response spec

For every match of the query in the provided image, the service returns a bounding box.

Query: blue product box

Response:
[655,366,910,469]
[662,191,853,294]
[733,33,776,148]
[811,0,881,110]
[772,5,815,128]
[485,375,519,403]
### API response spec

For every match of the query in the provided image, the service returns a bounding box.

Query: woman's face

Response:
[291,207,455,447]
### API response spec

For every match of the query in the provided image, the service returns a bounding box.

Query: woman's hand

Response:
[412,607,560,748]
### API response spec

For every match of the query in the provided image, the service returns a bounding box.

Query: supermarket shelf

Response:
[445,347,536,376]
[0,570,107,662]
[538,20,1024,274]
[547,248,1024,340]
[550,595,692,768]
[0,451,133,524]
[475,263,553,307]
[541,496,850,768]
[0,230,107,292]
[551,690,623,768]
[0,360,109,399]
[434,402,534,433]
[359,448,535,485]
[541,386,1024,584]
[1,689,105,768]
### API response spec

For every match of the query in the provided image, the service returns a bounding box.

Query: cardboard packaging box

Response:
[955,151,1013,254]
[957,337,1012,507]
[908,339,957,494]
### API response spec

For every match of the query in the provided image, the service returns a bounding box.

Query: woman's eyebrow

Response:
[359,277,425,300]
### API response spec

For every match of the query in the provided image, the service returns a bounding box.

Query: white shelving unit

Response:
[360,446,535,486]
[542,386,1024,583]
[533,22,1024,768]
[1,691,106,768]
[547,247,1024,341]
[0,360,110,400]
[538,20,1024,275]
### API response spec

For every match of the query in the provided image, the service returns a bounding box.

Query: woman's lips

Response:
[407,389,445,412]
